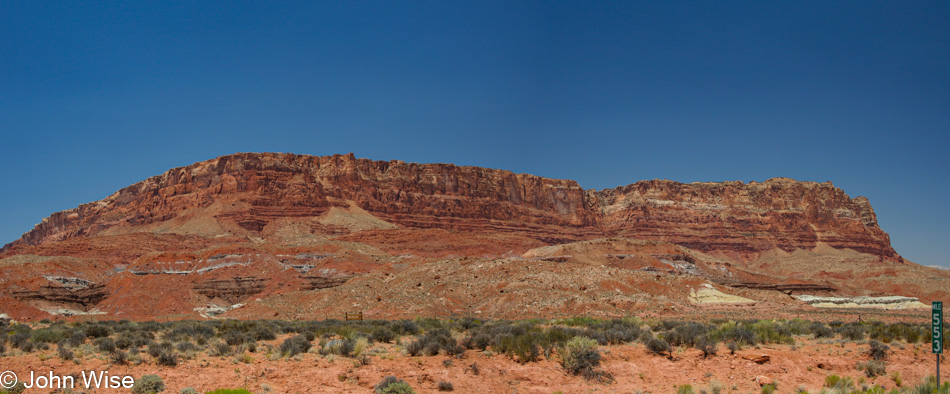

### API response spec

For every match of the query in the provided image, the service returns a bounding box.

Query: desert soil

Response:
[2,338,947,393]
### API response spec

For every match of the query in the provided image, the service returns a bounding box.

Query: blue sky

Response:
[2,1,948,268]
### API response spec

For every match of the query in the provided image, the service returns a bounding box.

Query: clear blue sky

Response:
[2,2,948,268]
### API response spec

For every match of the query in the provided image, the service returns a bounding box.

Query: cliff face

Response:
[3,152,897,259]
[594,179,895,258]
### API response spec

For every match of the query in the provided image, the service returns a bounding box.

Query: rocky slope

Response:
[2,152,896,259]
[1,152,932,322]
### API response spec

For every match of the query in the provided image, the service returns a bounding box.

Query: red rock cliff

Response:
[3,153,897,259]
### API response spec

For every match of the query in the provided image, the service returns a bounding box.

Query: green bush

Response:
[676,385,694,394]
[374,376,415,394]
[0,380,25,394]
[668,323,708,347]
[714,323,756,346]
[131,374,165,394]
[30,328,67,343]
[908,375,950,394]
[749,320,793,344]
[824,374,853,391]
[559,336,612,382]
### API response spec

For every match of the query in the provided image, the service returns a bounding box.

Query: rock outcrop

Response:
[2,152,897,259]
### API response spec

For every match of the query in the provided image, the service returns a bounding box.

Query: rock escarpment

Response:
[3,152,897,259]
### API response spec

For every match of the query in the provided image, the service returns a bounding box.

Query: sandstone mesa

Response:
[0,152,945,321]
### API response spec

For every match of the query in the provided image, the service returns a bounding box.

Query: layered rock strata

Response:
[3,152,897,259]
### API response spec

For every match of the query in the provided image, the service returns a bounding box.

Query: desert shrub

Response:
[667,323,709,347]
[31,328,67,343]
[414,317,446,332]
[371,327,397,343]
[279,334,311,357]
[891,371,903,387]
[1,381,26,394]
[147,341,172,357]
[459,317,482,330]
[176,341,197,353]
[784,318,811,335]
[907,375,950,394]
[19,340,34,352]
[857,360,887,377]
[123,331,154,348]
[0,341,5,354]
[760,383,777,394]
[85,324,110,339]
[695,336,717,358]
[496,334,542,363]
[115,336,132,350]
[838,323,866,341]
[437,381,454,391]
[210,341,232,357]
[824,374,854,391]
[645,337,671,357]
[597,319,641,344]
[252,327,276,341]
[560,336,612,382]
[715,323,756,346]
[320,338,354,357]
[10,332,31,349]
[179,388,199,394]
[560,336,599,374]
[901,325,923,343]
[460,331,493,351]
[406,328,463,357]
[393,320,420,336]
[749,320,793,344]
[374,376,415,394]
[67,330,87,347]
[659,320,682,331]
[224,332,251,346]
[131,374,165,394]
[57,343,74,360]
[111,349,128,365]
[676,385,694,394]
[157,351,177,366]
[868,340,889,360]
[204,390,252,394]
[96,337,117,353]
[808,322,834,339]
[352,337,369,357]
[561,316,600,327]
[726,341,739,354]
[165,323,208,343]
[869,323,896,343]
